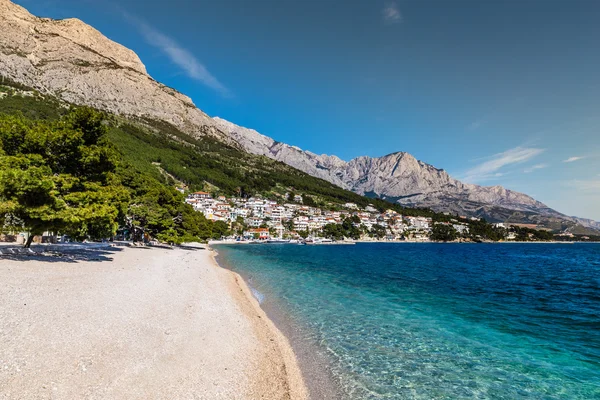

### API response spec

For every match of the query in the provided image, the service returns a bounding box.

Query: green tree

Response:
[302,194,316,207]
[287,191,295,202]
[431,224,458,242]
[211,220,230,239]
[370,224,387,239]
[0,109,128,247]
[323,223,344,240]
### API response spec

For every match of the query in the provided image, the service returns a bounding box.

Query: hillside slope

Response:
[0,84,436,218]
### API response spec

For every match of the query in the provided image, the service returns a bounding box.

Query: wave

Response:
[250,287,266,304]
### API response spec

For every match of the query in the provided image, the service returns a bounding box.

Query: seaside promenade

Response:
[0,245,306,399]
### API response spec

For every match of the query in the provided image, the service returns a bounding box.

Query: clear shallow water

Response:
[215,243,600,399]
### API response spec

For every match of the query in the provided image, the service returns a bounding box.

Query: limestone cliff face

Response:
[0,0,590,225]
[213,117,556,216]
[0,0,227,142]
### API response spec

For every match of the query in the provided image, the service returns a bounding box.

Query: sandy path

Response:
[0,246,306,399]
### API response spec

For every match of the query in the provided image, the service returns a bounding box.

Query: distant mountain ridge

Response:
[212,118,556,213]
[0,0,596,232]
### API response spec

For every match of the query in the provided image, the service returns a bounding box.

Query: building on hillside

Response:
[245,228,270,240]
[191,191,211,200]
[216,203,230,212]
[293,216,309,231]
[453,224,469,235]
[406,216,432,230]
[246,217,263,228]
[272,225,285,238]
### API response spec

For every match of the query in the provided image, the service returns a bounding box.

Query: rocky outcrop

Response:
[212,117,349,186]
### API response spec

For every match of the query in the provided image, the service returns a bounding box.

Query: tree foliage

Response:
[370,224,387,239]
[0,107,221,246]
[322,217,361,240]
[431,224,458,242]
[0,109,128,246]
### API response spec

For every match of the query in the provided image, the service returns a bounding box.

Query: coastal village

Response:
[184,190,474,242]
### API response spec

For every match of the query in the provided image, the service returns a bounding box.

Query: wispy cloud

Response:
[382,2,402,24]
[461,146,545,183]
[563,156,585,163]
[565,180,600,193]
[123,12,230,97]
[524,163,548,173]
[468,119,485,131]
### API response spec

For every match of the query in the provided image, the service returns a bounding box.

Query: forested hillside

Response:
[0,81,448,244]
[4,81,588,244]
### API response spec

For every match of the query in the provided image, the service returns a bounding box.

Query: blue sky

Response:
[16,0,600,220]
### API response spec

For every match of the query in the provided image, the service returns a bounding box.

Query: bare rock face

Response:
[0,0,227,142]
[213,117,557,217]
[213,117,349,186]
[0,0,591,225]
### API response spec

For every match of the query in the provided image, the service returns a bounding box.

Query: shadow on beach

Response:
[0,246,125,264]
[0,243,205,264]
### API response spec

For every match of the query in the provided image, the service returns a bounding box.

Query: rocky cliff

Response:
[0,0,593,228]
[0,0,228,142]
[212,118,561,217]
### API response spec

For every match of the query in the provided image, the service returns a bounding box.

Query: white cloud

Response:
[124,13,230,97]
[563,156,585,163]
[461,146,545,183]
[565,180,600,193]
[382,2,402,24]
[524,163,548,173]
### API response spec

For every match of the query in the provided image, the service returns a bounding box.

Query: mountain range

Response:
[0,0,597,233]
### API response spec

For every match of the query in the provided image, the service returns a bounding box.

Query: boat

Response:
[305,238,330,245]
[305,237,356,245]
[266,238,291,244]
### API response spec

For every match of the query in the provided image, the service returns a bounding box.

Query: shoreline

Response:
[211,244,343,400]
[209,239,590,245]
[0,246,308,399]
[206,248,308,399]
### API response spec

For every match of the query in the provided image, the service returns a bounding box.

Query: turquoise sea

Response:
[215,243,600,399]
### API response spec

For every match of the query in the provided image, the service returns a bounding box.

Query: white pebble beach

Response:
[0,246,307,399]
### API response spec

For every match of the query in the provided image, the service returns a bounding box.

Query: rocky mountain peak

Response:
[1,0,147,75]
